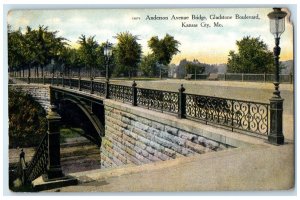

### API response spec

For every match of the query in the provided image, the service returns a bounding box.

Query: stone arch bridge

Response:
[9,77,284,189]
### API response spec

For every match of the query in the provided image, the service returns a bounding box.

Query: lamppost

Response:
[267,7,287,145]
[103,40,113,81]
[104,40,113,99]
[193,59,197,80]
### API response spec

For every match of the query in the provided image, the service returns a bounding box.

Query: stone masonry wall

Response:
[101,100,234,169]
[9,84,51,111]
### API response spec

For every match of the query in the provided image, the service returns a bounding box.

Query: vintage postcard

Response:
[6,6,294,193]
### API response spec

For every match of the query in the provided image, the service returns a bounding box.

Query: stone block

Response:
[154,151,170,161]
[132,127,147,138]
[136,140,147,150]
[145,146,155,155]
[154,136,174,150]
[137,135,151,146]
[148,154,161,162]
[116,118,128,129]
[110,112,122,121]
[150,140,164,151]
[163,148,176,158]
[102,138,113,148]
[141,149,149,157]
[160,131,186,146]
[206,140,220,151]
[133,146,142,154]
[135,152,150,164]
[138,117,152,127]
[178,130,197,141]
[185,140,206,154]
[181,148,195,156]
[121,116,131,124]
[164,125,178,136]
[148,127,159,136]
[152,121,165,131]
[127,128,138,140]
[112,157,123,166]
[197,136,208,147]
[134,121,149,131]
[122,112,137,121]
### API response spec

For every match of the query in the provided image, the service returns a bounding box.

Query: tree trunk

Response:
[28,64,31,78]
[41,65,44,77]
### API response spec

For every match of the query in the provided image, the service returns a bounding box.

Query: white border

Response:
[1,1,299,199]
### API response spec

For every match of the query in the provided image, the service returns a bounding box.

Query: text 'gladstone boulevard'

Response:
[145,14,260,21]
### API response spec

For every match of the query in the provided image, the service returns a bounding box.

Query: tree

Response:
[184,59,205,75]
[139,54,158,77]
[8,25,68,77]
[77,35,99,77]
[8,27,25,76]
[24,25,68,77]
[114,32,142,77]
[227,36,274,73]
[148,34,180,65]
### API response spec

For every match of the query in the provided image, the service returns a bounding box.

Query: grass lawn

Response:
[60,127,84,143]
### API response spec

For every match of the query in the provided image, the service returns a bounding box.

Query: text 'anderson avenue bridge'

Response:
[13,77,270,138]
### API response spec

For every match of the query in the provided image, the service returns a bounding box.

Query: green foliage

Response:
[60,127,84,143]
[8,27,24,71]
[148,34,180,66]
[114,32,142,77]
[8,88,47,148]
[8,25,68,75]
[227,36,274,73]
[139,54,158,77]
[77,35,100,76]
[184,59,205,74]
[59,47,85,76]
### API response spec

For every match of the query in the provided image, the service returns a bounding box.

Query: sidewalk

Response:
[45,141,294,192]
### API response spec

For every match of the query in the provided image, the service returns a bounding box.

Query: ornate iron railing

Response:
[70,78,79,89]
[109,84,133,103]
[80,79,91,91]
[19,133,48,184]
[137,88,179,114]
[11,77,270,137]
[185,94,269,135]
[94,81,106,96]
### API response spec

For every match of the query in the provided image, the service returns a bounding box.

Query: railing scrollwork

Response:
[11,77,270,137]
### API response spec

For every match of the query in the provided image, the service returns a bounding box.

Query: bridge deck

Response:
[45,142,294,192]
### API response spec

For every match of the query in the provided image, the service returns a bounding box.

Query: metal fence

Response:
[186,73,293,83]
[185,94,269,135]
[137,88,179,114]
[11,77,270,137]
[11,68,293,84]
[19,133,48,185]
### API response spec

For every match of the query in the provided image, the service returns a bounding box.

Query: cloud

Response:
[45,17,62,25]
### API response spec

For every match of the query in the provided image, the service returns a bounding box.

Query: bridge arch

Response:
[51,89,105,147]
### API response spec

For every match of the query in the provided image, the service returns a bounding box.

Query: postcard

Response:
[6,7,294,193]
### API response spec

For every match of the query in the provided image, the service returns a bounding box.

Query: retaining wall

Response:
[9,84,51,111]
[101,100,248,169]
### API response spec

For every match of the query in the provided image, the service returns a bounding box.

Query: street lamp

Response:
[267,7,287,145]
[193,59,197,80]
[103,40,113,82]
[51,59,55,74]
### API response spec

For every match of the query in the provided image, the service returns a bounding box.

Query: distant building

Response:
[168,63,186,79]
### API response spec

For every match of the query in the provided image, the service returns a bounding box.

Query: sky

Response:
[7,8,294,65]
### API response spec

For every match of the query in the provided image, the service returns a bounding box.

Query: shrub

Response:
[8,88,47,148]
